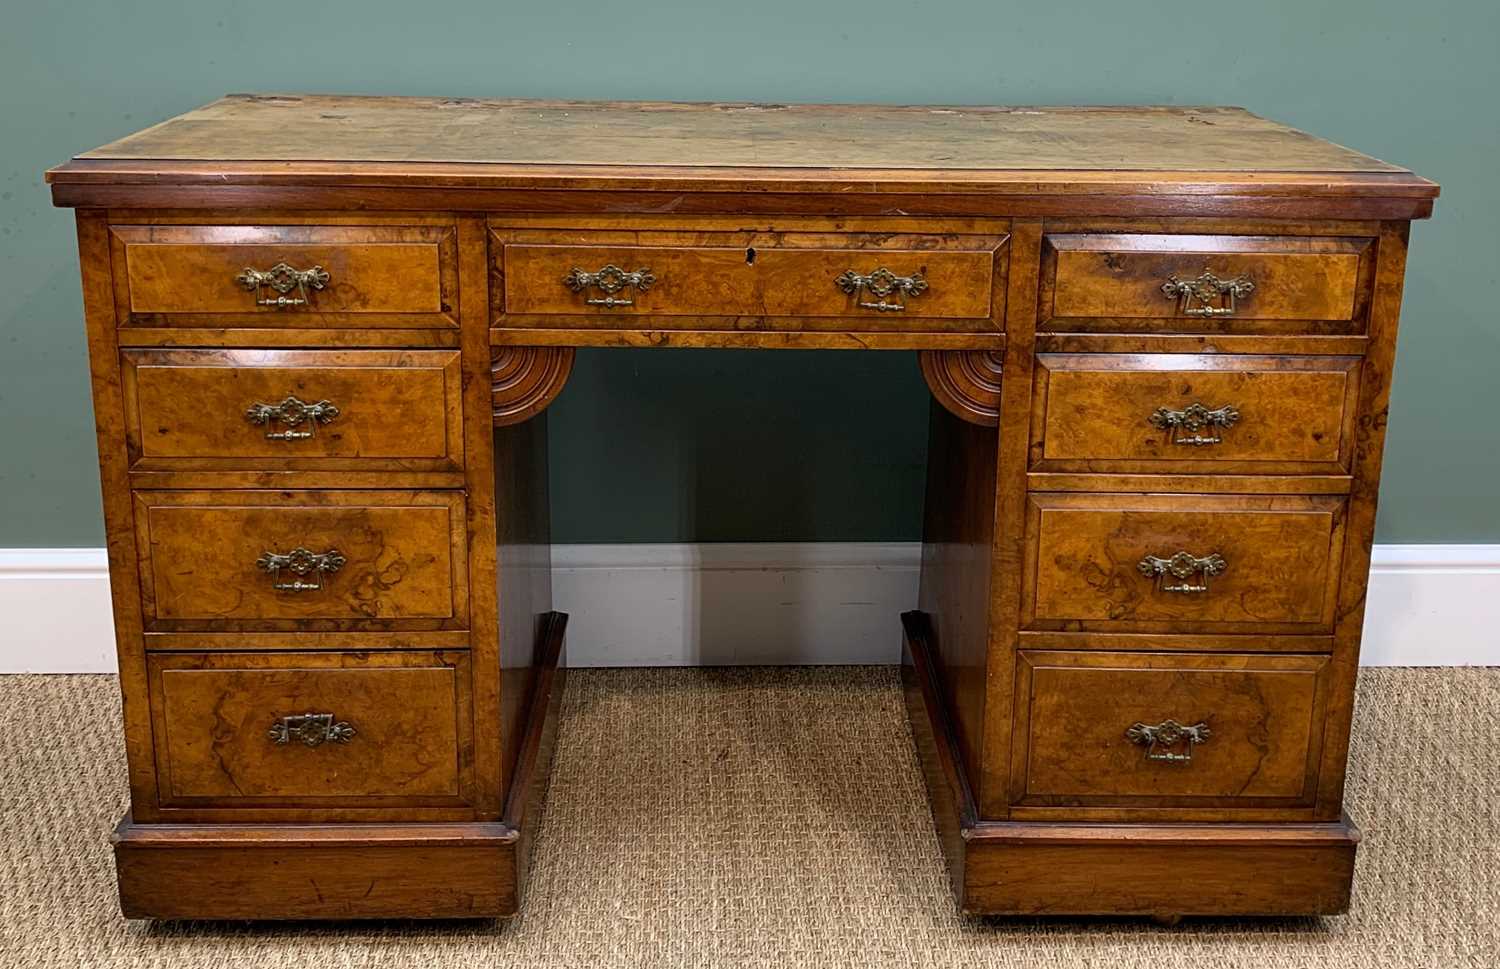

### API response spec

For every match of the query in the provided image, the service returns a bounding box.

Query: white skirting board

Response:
[2,544,1497,672]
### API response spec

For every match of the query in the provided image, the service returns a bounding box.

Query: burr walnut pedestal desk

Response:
[46,96,1438,921]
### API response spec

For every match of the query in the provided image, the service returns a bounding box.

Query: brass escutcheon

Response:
[563,264,656,307]
[256,546,346,592]
[1160,270,1254,318]
[268,712,356,747]
[1137,550,1228,594]
[1148,402,1241,446]
[245,395,339,441]
[236,262,330,309]
[834,267,928,312]
[1126,719,1211,763]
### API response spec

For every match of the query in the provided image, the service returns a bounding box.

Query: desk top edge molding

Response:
[46,95,1439,217]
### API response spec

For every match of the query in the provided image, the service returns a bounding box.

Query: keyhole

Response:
[746,247,756,265]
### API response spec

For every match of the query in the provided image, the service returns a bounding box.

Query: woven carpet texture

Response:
[1,667,1496,967]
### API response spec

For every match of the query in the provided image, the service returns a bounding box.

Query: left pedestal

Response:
[112,614,568,920]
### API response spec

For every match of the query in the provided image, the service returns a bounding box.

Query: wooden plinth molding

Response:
[919,350,1003,426]
[491,347,575,426]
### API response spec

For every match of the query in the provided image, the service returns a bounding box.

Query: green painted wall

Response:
[2,0,1494,546]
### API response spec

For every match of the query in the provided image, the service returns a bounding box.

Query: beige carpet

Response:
[1,666,1496,968]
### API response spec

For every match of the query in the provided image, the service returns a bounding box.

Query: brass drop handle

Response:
[563,264,656,308]
[245,395,339,441]
[1160,270,1254,318]
[1126,719,1210,763]
[1148,402,1240,447]
[236,262,330,308]
[1137,551,1227,594]
[268,713,356,747]
[835,267,928,312]
[256,547,346,592]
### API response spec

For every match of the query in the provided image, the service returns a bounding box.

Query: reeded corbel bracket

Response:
[919,350,1002,426]
[491,346,576,426]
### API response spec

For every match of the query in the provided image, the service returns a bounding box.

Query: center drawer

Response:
[133,490,468,631]
[121,349,465,472]
[147,650,473,811]
[491,226,1008,332]
[1023,493,1346,632]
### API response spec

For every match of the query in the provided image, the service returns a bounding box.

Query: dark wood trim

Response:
[112,814,519,919]
[503,611,568,901]
[49,184,1437,220]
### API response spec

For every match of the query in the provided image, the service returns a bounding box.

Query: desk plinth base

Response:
[112,818,521,920]
[900,611,1359,919]
[112,617,568,921]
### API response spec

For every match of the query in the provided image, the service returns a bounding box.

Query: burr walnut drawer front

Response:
[1013,651,1330,811]
[492,227,1008,330]
[1039,233,1374,333]
[133,490,467,631]
[1030,354,1362,474]
[121,349,464,472]
[1023,493,1346,632]
[107,223,459,327]
[147,651,473,810]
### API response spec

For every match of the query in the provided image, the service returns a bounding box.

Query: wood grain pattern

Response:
[1041,233,1374,333]
[903,606,1357,915]
[1024,493,1346,631]
[1030,354,1360,474]
[1012,650,1329,812]
[113,818,520,919]
[121,348,464,471]
[494,416,555,795]
[108,223,459,328]
[917,405,999,783]
[47,98,1436,920]
[961,821,1358,917]
[492,225,1008,335]
[132,490,467,630]
[148,650,472,809]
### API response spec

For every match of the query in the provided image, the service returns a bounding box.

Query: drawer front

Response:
[148,651,472,808]
[494,228,1007,331]
[134,490,467,630]
[1014,651,1329,809]
[122,349,464,471]
[1031,354,1361,474]
[109,224,459,327]
[1040,233,1373,333]
[1023,493,1345,631]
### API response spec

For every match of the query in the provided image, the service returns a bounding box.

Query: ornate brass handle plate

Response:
[245,395,339,441]
[256,546,346,592]
[1126,719,1210,763]
[563,264,656,308]
[1137,550,1227,594]
[1148,402,1240,447]
[835,267,928,312]
[1160,270,1254,318]
[268,712,356,747]
[236,263,330,309]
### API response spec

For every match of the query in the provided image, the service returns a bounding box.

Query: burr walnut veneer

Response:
[47,95,1437,921]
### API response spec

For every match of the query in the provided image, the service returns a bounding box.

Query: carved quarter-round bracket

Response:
[491,347,576,426]
[918,350,1003,427]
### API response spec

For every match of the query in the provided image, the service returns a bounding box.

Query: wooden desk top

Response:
[47,95,1437,204]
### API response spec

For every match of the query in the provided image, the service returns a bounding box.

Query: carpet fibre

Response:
[1,667,1496,967]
